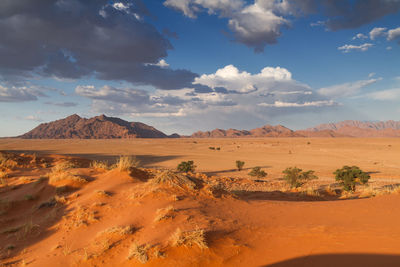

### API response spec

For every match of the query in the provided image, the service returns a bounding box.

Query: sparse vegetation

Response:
[170,228,208,249]
[177,160,196,173]
[334,166,370,192]
[151,171,197,190]
[90,160,110,170]
[154,205,175,222]
[115,155,140,171]
[235,160,245,171]
[248,167,267,178]
[208,146,215,150]
[282,167,318,188]
[127,243,149,263]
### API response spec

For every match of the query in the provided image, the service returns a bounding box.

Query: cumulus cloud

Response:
[338,43,373,53]
[387,27,400,41]
[0,84,39,102]
[323,0,400,31]
[77,64,337,126]
[194,64,294,93]
[165,0,400,51]
[0,0,197,90]
[318,78,381,98]
[352,33,368,40]
[369,27,388,40]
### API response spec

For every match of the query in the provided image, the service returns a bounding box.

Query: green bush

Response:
[334,166,370,192]
[177,161,196,173]
[236,160,245,171]
[248,167,267,178]
[282,167,318,188]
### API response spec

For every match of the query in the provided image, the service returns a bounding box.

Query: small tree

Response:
[248,167,267,178]
[334,165,370,192]
[235,160,245,171]
[177,161,196,173]
[283,167,318,188]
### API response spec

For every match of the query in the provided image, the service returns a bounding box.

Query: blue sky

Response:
[0,0,399,136]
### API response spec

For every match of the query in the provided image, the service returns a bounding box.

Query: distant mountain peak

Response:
[20,114,173,139]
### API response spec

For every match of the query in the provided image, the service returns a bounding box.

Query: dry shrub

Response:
[65,206,98,228]
[359,184,400,198]
[151,171,197,190]
[127,243,149,263]
[48,170,87,184]
[115,156,140,171]
[95,190,111,198]
[52,160,78,172]
[300,187,320,197]
[99,225,135,236]
[170,228,208,249]
[154,205,175,222]
[90,160,110,171]
[0,153,17,171]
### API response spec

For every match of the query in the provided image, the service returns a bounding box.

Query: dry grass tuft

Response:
[170,228,208,249]
[95,190,111,197]
[127,243,149,263]
[90,160,110,171]
[0,152,17,171]
[154,205,175,222]
[300,186,321,197]
[65,206,98,228]
[99,225,135,236]
[359,184,400,198]
[151,171,197,190]
[115,156,140,171]
[48,167,87,184]
[52,160,78,172]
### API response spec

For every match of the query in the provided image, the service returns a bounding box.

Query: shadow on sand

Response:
[264,254,400,267]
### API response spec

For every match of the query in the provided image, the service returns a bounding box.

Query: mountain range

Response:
[19,115,400,139]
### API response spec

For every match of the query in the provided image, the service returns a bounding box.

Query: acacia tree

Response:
[282,167,318,188]
[334,166,370,192]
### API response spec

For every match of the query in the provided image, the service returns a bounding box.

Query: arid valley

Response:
[2,138,400,266]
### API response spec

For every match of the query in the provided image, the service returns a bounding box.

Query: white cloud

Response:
[0,84,38,102]
[318,78,381,98]
[164,0,293,52]
[352,33,368,40]
[75,85,150,104]
[338,43,373,53]
[194,64,293,93]
[387,46,393,50]
[368,73,376,78]
[387,27,400,41]
[145,59,170,68]
[258,100,336,108]
[365,88,400,100]
[369,27,387,40]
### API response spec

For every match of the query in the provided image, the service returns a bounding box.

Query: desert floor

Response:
[1,138,400,267]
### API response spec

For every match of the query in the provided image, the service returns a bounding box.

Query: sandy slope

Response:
[1,138,400,180]
[1,139,400,266]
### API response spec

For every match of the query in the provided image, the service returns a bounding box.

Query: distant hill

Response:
[305,120,400,137]
[19,115,400,139]
[20,114,177,139]
[190,120,400,138]
[191,125,303,138]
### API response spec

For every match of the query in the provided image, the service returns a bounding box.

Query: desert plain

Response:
[1,138,400,266]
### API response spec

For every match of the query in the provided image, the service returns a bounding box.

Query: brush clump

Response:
[151,171,197,190]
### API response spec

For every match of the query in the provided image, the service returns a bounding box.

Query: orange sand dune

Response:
[1,139,400,266]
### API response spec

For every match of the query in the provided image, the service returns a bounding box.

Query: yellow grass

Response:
[170,228,208,249]
[115,156,140,171]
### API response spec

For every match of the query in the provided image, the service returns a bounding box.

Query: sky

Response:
[0,0,399,136]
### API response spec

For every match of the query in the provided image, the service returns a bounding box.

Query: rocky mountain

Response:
[305,120,400,137]
[190,120,400,138]
[20,114,175,139]
[191,125,302,138]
